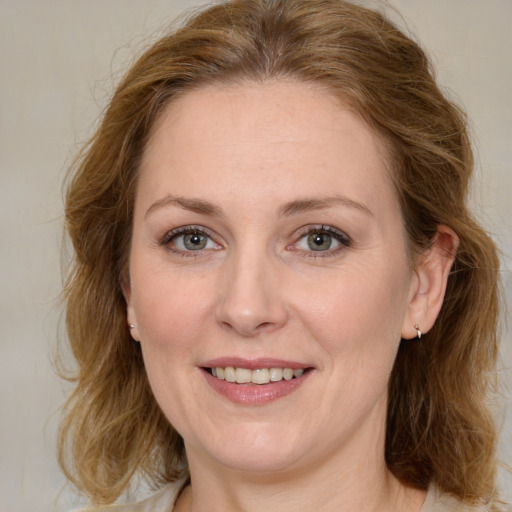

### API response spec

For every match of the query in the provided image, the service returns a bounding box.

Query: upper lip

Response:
[201,357,312,371]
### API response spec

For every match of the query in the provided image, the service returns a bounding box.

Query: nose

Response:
[215,249,289,337]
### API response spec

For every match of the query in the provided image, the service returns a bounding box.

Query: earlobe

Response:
[122,281,141,342]
[401,225,459,340]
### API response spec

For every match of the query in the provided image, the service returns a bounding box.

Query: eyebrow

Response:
[145,193,372,219]
[145,195,223,219]
[279,195,373,217]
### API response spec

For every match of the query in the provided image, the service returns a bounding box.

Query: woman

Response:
[59,0,507,511]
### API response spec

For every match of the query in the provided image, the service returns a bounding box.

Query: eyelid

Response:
[161,225,212,243]
[294,224,351,241]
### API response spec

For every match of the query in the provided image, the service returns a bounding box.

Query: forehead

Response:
[138,80,398,219]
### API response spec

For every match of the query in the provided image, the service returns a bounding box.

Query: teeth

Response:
[283,368,294,380]
[211,366,306,384]
[269,367,283,381]
[251,368,270,384]
[224,367,236,383]
[235,368,252,384]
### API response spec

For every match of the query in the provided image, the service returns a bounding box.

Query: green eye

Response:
[307,233,334,251]
[294,226,351,255]
[165,228,220,252]
[183,233,208,250]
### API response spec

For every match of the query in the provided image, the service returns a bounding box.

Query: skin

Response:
[125,81,457,512]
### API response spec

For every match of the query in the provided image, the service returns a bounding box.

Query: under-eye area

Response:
[203,367,312,385]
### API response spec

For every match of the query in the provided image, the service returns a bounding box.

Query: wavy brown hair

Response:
[59,0,502,506]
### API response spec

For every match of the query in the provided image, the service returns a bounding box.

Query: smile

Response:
[209,367,305,385]
[201,358,313,404]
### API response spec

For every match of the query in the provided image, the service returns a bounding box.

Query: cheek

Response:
[132,272,215,424]
[133,272,213,354]
[292,262,410,375]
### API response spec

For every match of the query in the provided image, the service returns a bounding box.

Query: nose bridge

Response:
[215,240,287,336]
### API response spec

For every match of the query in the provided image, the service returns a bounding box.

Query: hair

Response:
[60,0,502,507]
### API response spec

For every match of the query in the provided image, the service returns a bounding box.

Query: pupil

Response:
[184,233,206,250]
[308,233,331,251]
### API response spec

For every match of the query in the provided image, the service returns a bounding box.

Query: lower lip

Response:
[202,369,311,405]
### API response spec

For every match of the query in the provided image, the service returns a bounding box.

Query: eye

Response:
[304,232,337,251]
[293,226,351,255]
[162,226,221,253]
[177,232,210,250]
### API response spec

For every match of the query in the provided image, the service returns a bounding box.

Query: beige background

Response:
[0,1,510,511]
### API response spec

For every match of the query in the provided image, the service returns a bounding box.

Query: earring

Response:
[414,324,422,340]
[128,324,140,342]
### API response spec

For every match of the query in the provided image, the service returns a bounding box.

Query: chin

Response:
[190,424,307,474]
[212,448,303,475]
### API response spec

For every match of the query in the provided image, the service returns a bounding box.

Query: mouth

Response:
[204,366,310,385]
[201,359,314,404]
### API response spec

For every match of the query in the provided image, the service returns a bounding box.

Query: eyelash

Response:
[160,225,221,257]
[160,224,352,258]
[290,225,352,258]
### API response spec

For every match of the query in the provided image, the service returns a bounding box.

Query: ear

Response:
[401,225,459,340]
[122,280,141,342]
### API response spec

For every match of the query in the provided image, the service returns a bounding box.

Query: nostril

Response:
[218,319,278,337]
[214,275,289,336]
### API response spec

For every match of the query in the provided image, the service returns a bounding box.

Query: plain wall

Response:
[0,1,510,511]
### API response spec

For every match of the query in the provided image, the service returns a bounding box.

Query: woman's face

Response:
[126,81,418,475]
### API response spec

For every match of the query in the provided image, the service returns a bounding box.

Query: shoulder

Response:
[422,486,512,512]
[71,479,186,512]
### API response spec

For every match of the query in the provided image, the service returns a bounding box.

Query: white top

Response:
[76,480,510,512]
